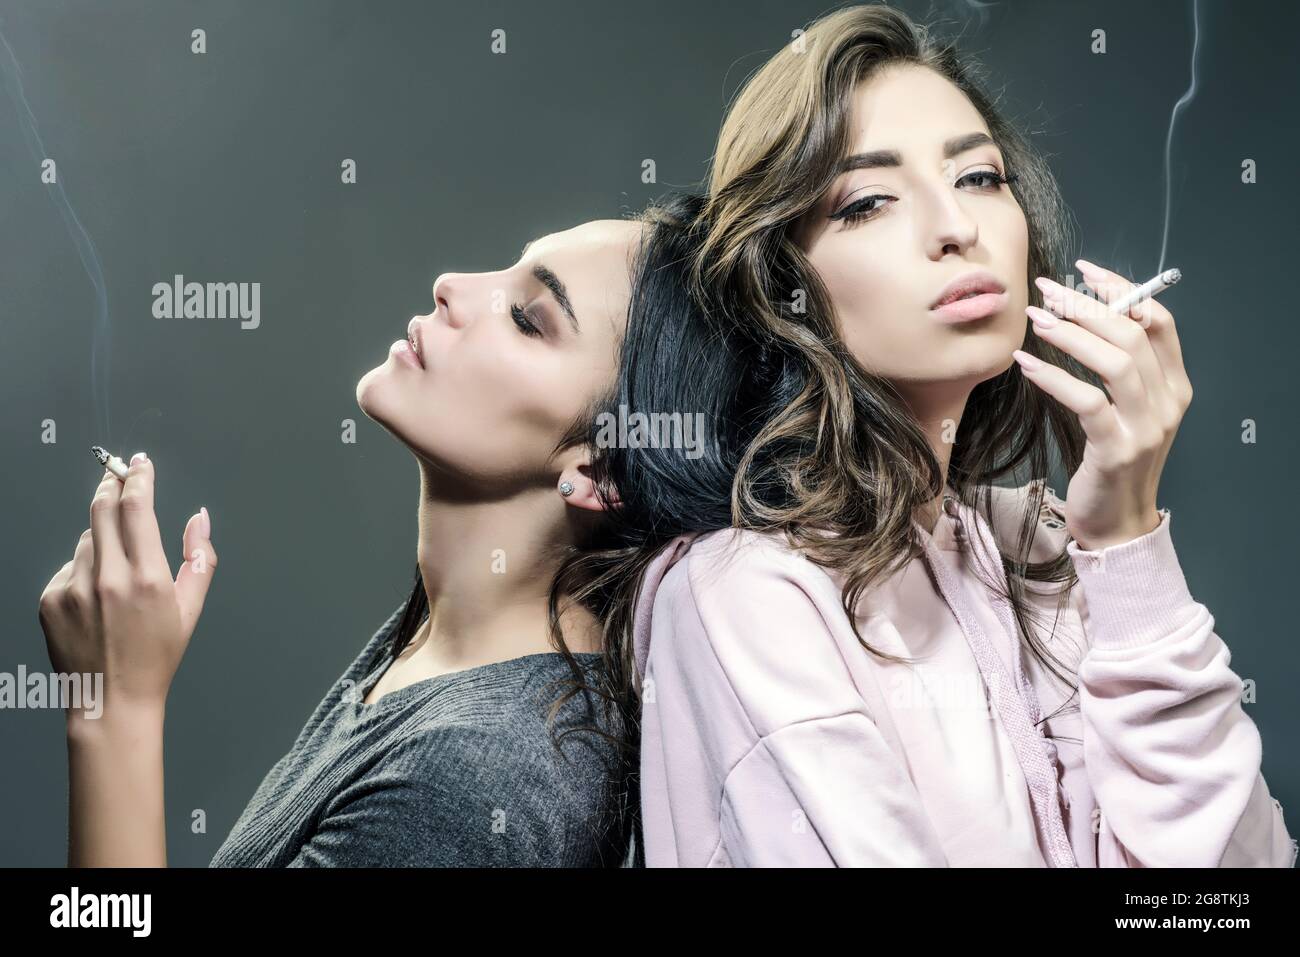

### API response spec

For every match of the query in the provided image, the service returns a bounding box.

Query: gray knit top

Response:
[208,602,630,867]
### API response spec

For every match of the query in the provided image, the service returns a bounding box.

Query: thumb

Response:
[175,506,217,637]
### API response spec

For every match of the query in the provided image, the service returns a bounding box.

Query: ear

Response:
[557,463,621,512]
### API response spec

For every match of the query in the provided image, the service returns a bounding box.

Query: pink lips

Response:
[390,338,422,369]
[930,291,1009,323]
[929,271,1008,323]
[393,317,426,369]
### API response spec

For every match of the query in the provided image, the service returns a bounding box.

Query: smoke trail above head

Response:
[1159,0,1202,274]
[0,24,112,443]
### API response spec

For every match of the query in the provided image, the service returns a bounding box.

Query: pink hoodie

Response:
[632,480,1297,867]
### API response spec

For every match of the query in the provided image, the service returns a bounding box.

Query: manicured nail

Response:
[1012,349,1042,370]
[1027,305,1058,329]
[1034,276,1062,297]
[130,451,149,466]
[1075,258,1103,275]
[200,506,211,538]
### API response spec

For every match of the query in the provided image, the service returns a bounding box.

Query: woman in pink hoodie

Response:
[590,5,1296,867]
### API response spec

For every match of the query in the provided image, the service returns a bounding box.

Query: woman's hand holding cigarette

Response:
[1013,258,1193,551]
[38,453,218,727]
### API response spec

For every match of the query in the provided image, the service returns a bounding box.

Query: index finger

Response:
[1076,258,1188,392]
[89,469,127,581]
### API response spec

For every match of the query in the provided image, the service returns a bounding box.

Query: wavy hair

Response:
[695,4,1099,712]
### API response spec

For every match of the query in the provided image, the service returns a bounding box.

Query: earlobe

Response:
[556,468,619,513]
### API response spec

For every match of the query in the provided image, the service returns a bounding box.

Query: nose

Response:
[430,272,468,328]
[922,177,980,261]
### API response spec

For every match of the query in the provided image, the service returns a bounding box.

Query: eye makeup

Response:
[829,165,1019,227]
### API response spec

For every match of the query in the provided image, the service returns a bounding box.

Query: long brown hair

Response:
[694,4,1098,707]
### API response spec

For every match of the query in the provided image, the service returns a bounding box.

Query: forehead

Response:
[522,219,641,265]
[850,64,990,149]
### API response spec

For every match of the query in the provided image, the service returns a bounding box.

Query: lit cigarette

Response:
[1105,267,1182,324]
[90,445,130,481]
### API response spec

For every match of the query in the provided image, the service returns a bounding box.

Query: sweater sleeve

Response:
[1065,508,1297,868]
[285,726,571,867]
[662,538,949,866]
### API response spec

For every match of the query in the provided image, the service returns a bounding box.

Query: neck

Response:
[896,380,972,534]
[410,463,602,672]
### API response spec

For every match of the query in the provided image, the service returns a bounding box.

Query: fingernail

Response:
[1012,349,1042,370]
[200,506,211,538]
[130,451,149,465]
[1034,276,1062,297]
[1027,305,1058,329]
[1075,258,1103,275]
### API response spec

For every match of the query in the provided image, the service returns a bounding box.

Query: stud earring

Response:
[559,481,575,497]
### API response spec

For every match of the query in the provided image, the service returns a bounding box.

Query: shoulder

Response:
[648,528,863,730]
[653,526,847,655]
[381,711,599,794]
[509,654,626,779]
[400,655,623,782]
[377,694,624,864]
[659,526,840,614]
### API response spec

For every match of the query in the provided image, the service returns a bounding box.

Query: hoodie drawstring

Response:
[917,499,1078,868]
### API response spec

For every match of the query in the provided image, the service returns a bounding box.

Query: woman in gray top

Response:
[208,601,626,867]
[40,217,646,867]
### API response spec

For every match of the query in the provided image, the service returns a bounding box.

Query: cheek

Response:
[430,336,612,471]
[444,335,556,441]
[819,250,885,315]
[995,203,1031,318]
[808,236,911,344]
[1001,204,1030,277]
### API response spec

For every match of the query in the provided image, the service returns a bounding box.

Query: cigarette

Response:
[1105,267,1182,324]
[90,445,130,481]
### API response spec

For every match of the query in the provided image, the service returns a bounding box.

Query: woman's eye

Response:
[510,303,543,338]
[829,194,894,226]
[827,169,1018,228]
[958,169,1016,190]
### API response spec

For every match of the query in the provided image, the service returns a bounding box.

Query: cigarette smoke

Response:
[0,23,113,443]
[1159,0,1202,274]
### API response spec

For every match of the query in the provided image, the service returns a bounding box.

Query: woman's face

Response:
[356,219,641,492]
[795,63,1029,397]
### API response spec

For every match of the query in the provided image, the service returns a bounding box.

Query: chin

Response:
[354,362,394,418]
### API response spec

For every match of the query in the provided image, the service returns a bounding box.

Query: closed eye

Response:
[510,303,543,338]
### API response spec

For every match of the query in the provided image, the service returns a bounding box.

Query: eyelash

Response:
[829,169,1020,227]
[510,303,544,338]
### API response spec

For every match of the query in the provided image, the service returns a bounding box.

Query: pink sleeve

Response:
[664,538,949,866]
[1067,509,1297,868]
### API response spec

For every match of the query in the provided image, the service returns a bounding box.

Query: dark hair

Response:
[529,191,791,865]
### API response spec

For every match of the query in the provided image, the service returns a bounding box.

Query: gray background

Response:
[1,0,1294,866]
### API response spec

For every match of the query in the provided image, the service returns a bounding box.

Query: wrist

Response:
[66,700,165,744]
[1073,510,1162,552]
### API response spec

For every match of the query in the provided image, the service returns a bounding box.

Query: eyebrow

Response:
[834,131,998,174]
[531,264,580,334]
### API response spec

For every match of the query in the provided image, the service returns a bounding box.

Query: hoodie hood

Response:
[633,533,699,682]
